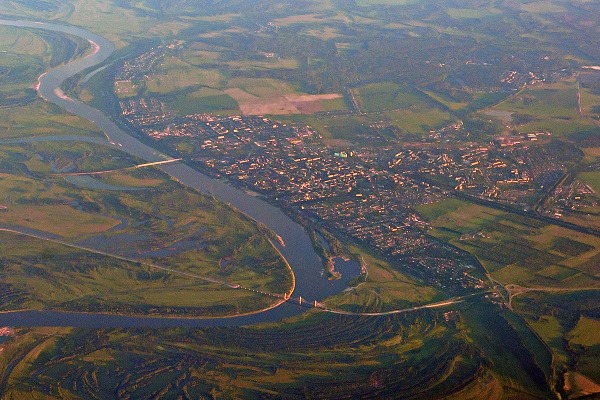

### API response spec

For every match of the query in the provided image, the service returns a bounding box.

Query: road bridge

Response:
[56,158,182,176]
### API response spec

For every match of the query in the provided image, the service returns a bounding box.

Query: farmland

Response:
[418,198,600,289]
[0,0,599,397]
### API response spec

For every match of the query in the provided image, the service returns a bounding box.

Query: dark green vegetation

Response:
[514,291,600,398]
[0,307,556,399]
[1,0,600,398]
[418,199,600,289]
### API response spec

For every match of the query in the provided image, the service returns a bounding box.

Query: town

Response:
[116,94,593,294]
[108,37,599,295]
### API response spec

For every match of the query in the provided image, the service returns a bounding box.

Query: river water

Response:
[0,19,360,327]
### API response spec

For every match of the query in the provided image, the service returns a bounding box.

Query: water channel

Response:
[0,19,360,327]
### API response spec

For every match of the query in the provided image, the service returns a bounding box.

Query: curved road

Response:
[0,227,298,321]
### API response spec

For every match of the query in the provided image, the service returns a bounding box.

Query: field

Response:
[417,198,600,289]
[305,115,371,143]
[95,169,165,188]
[496,85,578,117]
[225,78,345,115]
[147,58,223,94]
[385,109,452,134]
[578,171,600,194]
[491,80,599,136]
[0,101,100,139]
[0,140,292,316]
[324,245,439,312]
[0,310,523,399]
[352,82,433,112]
[513,291,600,396]
[580,85,600,116]
[169,87,239,116]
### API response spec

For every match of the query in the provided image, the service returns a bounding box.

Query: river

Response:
[0,19,360,327]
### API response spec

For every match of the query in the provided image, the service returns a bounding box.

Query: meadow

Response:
[418,198,600,289]
[1,0,599,396]
[0,310,532,399]
[0,141,292,316]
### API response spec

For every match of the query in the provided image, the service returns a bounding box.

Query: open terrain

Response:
[0,0,599,398]
[0,139,292,316]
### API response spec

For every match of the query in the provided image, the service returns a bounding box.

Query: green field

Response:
[496,86,578,119]
[0,101,100,139]
[227,77,299,98]
[353,82,432,112]
[568,315,600,346]
[385,108,452,134]
[324,245,439,312]
[578,171,600,194]
[145,58,224,94]
[0,310,507,399]
[169,88,240,115]
[580,87,600,116]
[417,199,600,288]
[491,81,600,136]
[423,89,468,111]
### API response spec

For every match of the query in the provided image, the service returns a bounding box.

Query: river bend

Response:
[0,19,357,327]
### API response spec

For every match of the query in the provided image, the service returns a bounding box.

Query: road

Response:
[316,291,491,316]
[504,283,600,309]
[0,226,294,318]
[56,158,182,176]
[1,224,483,318]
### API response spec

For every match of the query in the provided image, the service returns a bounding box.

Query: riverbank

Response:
[0,19,353,327]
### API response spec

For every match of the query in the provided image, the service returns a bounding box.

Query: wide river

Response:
[0,19,359,327]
